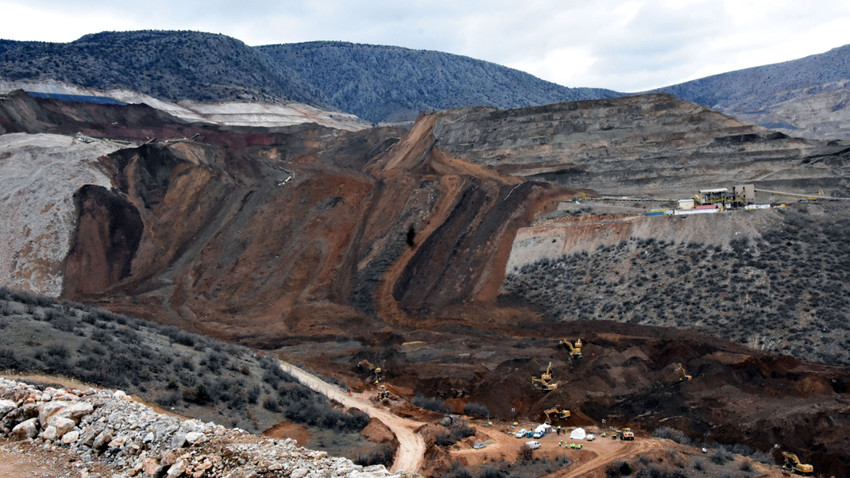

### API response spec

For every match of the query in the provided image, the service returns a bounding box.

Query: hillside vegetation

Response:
[502,203,850,367]
[0,31,618,124]
[0,287,370,436]
[258,41,617,123]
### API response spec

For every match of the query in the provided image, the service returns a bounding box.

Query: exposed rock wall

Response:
[0,133,121,296]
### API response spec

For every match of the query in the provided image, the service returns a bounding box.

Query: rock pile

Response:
[0,378,409,477]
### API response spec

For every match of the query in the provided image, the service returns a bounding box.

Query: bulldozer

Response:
[678,363,692,382]
[781,451,813,475]
[560,339,583,359]
[543,407,570,424]
[357,359,382,383]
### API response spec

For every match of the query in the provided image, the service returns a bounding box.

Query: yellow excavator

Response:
[532,377,558,392]
[678,363,692,382]
[541,361,554,381]
[357,360,382,383]
[560,339,583,359]
[543,407,570,424]
[532,362,558,392]
[781,451,813,475]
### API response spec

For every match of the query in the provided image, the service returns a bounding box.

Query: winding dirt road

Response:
[278,361,425,474]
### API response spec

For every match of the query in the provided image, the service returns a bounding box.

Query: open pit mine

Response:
[1,89,850,477]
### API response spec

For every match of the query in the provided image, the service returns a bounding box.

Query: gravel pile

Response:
[0,377,411,477]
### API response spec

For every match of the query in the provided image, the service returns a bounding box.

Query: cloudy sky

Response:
[1,0,849,92]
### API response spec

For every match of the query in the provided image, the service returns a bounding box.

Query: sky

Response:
[1,0,849,92]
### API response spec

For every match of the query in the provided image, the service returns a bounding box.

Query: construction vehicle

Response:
[531,376,558,392]
[678,363,692,382]
[541,362,554,381]
[560,339,583,359]
[357,360,382,383]
[618,428,635,440]
[781,451,813,475]
[376,385,389,400]
[543,407,570,424]
[532,362,557,391]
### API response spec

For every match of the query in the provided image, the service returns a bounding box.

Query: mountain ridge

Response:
[0,30,619,124]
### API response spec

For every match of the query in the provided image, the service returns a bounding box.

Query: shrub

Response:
[413,394,449,413]
[463,402,489,418]
[353,443,393,467]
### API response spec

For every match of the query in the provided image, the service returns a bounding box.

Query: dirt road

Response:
[278,361,425,474]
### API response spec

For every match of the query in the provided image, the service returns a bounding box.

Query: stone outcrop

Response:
[0,378,411,477]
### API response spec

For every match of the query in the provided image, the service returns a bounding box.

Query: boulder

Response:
[61,430,80,444]
[92,429,113,451]
[185,431,206,445]
[10,417,39,440]
[48,416,75,438]
[0,399,17,418]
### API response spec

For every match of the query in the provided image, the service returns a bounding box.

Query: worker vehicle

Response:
[618,428,635,440]
[543,407,571,424]
[781,451,813,475]
[678,363,692,381]
[515,428,528,438]
[586,433,596,441]
[357,359,382,382]
[560,339,583,359]
[525,440,541,450]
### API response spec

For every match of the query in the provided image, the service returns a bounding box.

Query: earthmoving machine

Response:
[678,363,692,382]
[540,362,554,382]
[357,360,382,383]
[531,376,558,392]
[376,385,389,400]
[532,362,558,391]
[618,428,635,440]
[781,451,813,475]
[560,338,583,359]
[543,407,570,424]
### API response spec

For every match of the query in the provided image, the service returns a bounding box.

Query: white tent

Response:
[569,427,586,440]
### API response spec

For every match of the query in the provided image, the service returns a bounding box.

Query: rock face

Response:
[0,377,407,477]
[430,93,850,197]
[0,133,120,296]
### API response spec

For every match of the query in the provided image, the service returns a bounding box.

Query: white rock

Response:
[61,430,80,444]
[48,416,75,438]
[0,399,16,418]
[39,425,58,440]
[185,431,206,445]
[11,417,39,440]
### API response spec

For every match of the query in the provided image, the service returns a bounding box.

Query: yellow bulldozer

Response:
[543,407,570,424]
[560,339,583,359]
[781,451,813,475]
[357,359,382,383]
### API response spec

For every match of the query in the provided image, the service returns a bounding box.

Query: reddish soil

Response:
[262,422,310,445]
